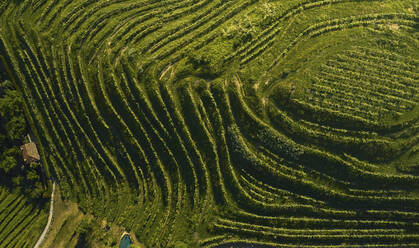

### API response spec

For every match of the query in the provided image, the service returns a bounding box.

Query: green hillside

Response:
[0,0,418,247]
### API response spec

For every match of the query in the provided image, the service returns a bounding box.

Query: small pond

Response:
[119,234,132,248]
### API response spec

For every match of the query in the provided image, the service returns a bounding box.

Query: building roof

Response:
[20,142,40,163]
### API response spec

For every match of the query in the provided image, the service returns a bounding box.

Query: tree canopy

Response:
[0,80,46,199]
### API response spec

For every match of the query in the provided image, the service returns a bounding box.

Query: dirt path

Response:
[34,181,56,248]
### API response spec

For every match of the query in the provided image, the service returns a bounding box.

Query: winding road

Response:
[34,181,56,248]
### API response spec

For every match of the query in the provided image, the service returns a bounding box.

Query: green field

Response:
[0,0,418,247]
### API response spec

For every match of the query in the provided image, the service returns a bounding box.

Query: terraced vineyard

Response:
[0,188,48,248]
[0,0,418,247]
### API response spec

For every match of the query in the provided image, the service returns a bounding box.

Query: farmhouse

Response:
[20,142,40,164]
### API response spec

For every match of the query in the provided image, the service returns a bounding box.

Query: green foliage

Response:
[75,219,94,248]
[0,80,45,200]
[172,241,189,248]
[0,81,25,173]
[129,245,143,248]
[0,150,18,173]
[186,49,225,78]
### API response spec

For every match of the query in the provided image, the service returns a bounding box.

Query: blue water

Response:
[119,234,132,248]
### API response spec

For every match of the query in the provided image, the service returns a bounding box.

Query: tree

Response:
[0,153,17,173]
[5,116,26,142]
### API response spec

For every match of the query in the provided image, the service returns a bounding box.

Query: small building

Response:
[20,142,40,164]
